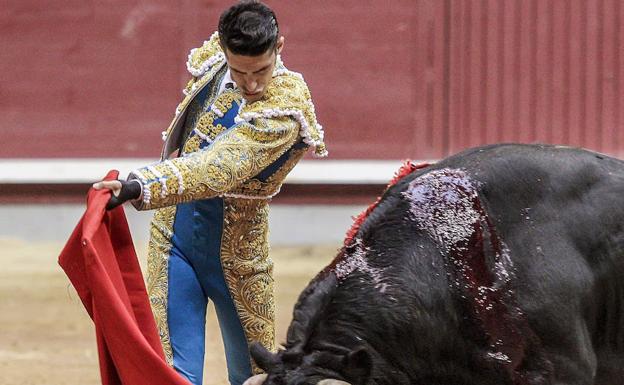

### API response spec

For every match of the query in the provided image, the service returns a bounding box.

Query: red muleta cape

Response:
[58,170,190,385]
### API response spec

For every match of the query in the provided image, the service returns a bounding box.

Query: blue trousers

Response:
[167,199,253,385]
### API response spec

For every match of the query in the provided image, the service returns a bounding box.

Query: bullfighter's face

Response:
[243,342,371,385]
[223,36,285,103]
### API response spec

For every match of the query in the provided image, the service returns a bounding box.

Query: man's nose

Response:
[246,78,258,92]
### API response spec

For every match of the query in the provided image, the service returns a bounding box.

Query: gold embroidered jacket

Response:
[128,32,326,372]
[130,32,326,210]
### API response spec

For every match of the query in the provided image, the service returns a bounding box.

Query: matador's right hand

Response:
[92,179,142,210]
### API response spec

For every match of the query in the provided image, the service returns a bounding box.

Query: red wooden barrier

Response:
[1,1,622,160]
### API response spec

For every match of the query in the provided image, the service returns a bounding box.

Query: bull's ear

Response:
[343,347,372,384]
[250,342,278,371]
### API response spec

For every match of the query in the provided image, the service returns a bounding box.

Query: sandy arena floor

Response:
[0,238,339,385]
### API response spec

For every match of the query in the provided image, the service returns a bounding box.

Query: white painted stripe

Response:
[0,203,366,245]
[0,159,157,184]
[0,158,433,184]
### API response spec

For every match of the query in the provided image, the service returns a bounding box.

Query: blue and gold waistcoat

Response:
[128,32,326,372]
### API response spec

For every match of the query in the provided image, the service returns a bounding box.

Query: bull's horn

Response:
[250,342,278,371]
[242,373,268,385]
[316,380,351,385]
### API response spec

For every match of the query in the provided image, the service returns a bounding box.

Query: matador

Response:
[94,2,326,385]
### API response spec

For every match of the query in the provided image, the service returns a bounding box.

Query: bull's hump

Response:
[401,167,545,380]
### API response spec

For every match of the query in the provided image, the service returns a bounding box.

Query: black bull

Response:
[249,144,624,385]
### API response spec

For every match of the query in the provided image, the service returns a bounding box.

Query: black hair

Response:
[218,1,279,56]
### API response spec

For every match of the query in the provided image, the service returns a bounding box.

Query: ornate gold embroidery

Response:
[182,91,244,155]
[162,30,325,160]
[182,135,202,155]
[220,198,275,373]
[193,111,227,143]
[228,145,308,198]
[146,206,177,365]
[251,75,312,112]
[240,72,326,157]
[133,32,325,210]
[160,57,226,158]
[182,89,207,135]
[133,115,299,210]
[187,32,223,75]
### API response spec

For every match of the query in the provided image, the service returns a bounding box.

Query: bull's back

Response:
[426,144,624,269]
[415,143,624,380]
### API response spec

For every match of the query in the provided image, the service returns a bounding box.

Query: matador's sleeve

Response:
[128,116,299,210]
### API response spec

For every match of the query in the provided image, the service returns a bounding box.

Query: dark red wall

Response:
[2,1,623,160]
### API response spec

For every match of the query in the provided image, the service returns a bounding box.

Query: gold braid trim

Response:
[220,198,275,374]
[146,206,177,365]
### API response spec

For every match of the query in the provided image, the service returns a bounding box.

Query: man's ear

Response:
[342,347,372,384]
[276,36,285,54]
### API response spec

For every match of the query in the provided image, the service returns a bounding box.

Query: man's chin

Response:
[243,91,264,103]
